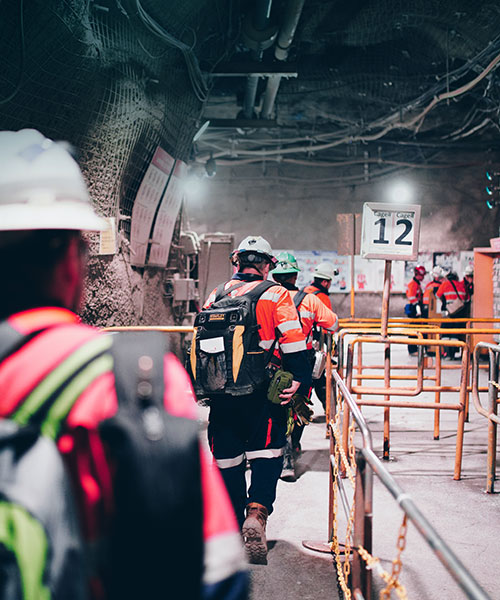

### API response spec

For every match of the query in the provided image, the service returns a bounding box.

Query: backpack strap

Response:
[293,290,307,328]
[10,335,114,440]
[293,290,307,310]
[214,281,247,302]
[0,320,48,363]
[110,331,167,409]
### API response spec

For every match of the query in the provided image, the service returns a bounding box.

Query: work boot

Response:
[242,502,268,565]
[280,450,296,482]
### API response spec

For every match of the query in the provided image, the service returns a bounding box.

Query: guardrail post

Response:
[382,260,392,460]
[352,451,372,600]
[487,349,498,493]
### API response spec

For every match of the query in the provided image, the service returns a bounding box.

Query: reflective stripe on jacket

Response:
[422,280,441,305]
[436,279,467,302]
[0,307,248,600]
[406,278,422,304]
[204,279,307,355]
[290,290,338,349]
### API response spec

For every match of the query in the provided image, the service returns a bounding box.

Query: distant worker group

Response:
[405,261,474,356]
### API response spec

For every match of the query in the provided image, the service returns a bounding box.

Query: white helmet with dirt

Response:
[232,235,277,266]
[431,265,443,279]
[313,261,338,281]
[464,265,474,276]
[0,128,107,231]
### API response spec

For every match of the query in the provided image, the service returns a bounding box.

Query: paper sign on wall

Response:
[130,146,175,266]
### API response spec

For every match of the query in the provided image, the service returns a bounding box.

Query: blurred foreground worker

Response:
[0,129,248,600]
[405,264,426,355]
[201,236,311,564]
[422,265,444,318]
[302,261,338,406]
[271,252,338,481]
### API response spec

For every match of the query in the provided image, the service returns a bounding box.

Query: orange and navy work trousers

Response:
[207,391,287,527]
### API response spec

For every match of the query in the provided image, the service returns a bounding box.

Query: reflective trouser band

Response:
[215,453,246,469]
[246,448,284,460]
[215,447,284,469]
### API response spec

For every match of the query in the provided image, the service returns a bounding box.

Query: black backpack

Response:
[1,325,203,600]
[190,280,277,396]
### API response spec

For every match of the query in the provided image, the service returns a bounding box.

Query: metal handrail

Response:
[472,342,500,425]
[332,369,491,600]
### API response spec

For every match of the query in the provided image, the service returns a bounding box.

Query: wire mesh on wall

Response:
[0,0,207,238]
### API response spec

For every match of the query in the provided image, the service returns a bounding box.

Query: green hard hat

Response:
[272,251,301,274]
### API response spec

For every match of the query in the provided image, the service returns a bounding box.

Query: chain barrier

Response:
[331,388,410,599]
[330,396,355,600]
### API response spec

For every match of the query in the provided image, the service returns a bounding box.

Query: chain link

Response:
[330,385,410,600]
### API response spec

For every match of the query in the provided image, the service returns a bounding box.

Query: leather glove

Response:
[292,394,314,426]
[267,368,294,404]
[285,407,295,436]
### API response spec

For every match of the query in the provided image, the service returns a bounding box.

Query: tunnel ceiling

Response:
[2,0,500,190]
[189,0,500,187]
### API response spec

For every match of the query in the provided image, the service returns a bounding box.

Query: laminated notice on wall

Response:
[99,217,117,255]
[130,146,175,266]
[148,161,187,267]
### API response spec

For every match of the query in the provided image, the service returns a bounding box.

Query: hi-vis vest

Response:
[190,281,276,396]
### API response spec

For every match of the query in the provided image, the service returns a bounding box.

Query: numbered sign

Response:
[360,202,421,260]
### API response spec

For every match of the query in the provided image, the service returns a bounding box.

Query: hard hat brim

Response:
[0,203,109,232]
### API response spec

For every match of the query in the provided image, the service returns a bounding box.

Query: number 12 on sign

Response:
[360,202,421,260]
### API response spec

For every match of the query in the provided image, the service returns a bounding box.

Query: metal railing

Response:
[331,369,491,600]
[471,342,500,493]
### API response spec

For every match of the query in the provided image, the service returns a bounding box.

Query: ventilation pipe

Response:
[241,0,277,119]
[261,0,306,119]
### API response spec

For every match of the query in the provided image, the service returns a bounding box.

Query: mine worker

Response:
[303,261,337,310]
[302,261,338,405]
[405,264,426,354]
[0,128,248,600]
[422,265,444,318]
[271,252,338,481]
[463,265,474,302]
[436,270,468,358]
[202,236,312,565]
[436,270,467,315]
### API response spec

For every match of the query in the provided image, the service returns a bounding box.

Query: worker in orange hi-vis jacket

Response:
[422,265,444,318]
[436,270,467,313]
[405,264,426,354]
[0,128,249,600]
[271,252,338,482]
[302,261,338,406]
[202,236,312,566]
[302,261,337,310]
[436,270,468,359]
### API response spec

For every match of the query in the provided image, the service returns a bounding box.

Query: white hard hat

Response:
[464,265,474,276]
[233,235,276,265]
[314,262,338,281]
[0,129,107,232]
[431,265,443,278]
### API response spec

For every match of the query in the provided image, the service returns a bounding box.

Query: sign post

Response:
[361,202,421,459]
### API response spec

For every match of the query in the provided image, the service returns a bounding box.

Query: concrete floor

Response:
[200,342,500,599]
[201,346,500,600]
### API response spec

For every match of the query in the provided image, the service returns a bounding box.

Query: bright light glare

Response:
[386,180,414,203]
[182,174,206,201]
